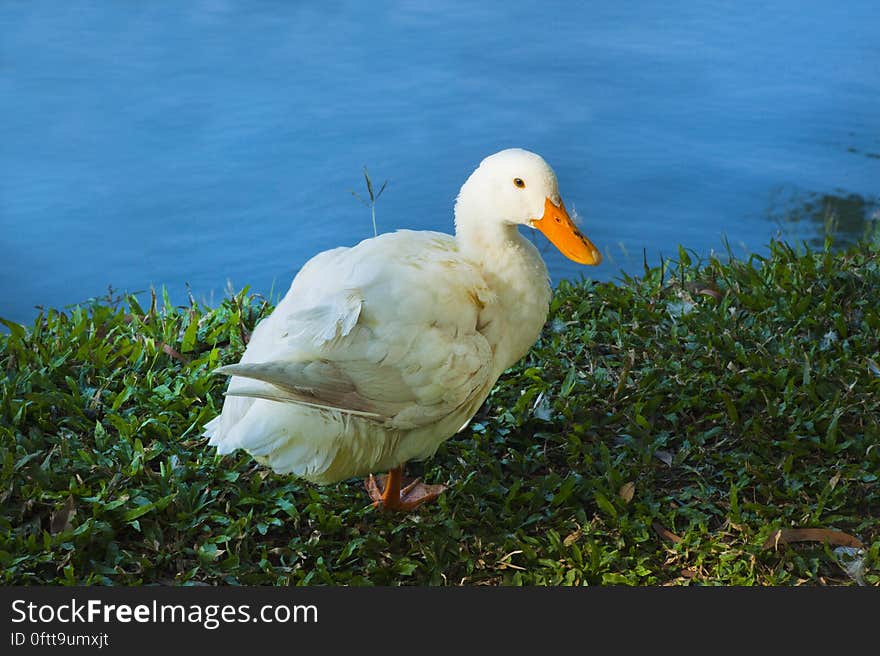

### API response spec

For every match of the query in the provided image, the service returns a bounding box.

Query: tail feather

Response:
[223,385,386,422]
[213,361,391,422]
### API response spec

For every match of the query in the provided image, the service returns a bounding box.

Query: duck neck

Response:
[453,183,534,267]
[453,191,541,275]
[454,215,522,262]
[453,200,552,371]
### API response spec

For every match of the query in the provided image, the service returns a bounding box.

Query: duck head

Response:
[454,148,602,265]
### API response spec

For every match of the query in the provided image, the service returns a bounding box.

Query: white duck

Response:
[204,149,601,511]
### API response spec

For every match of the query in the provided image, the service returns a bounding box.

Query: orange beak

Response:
[530,197,602,265]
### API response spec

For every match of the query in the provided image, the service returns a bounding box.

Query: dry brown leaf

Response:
[563,528,583,547]
[619,481,636,504]
[697,288,722,301]
[49,495,76,534]
[161,342,190,364]
[89,388,103,410]
[762,528,864,550]
[653,521,683,544]
[497,550,526,571]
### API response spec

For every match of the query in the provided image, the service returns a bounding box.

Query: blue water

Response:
[2,1,878,324]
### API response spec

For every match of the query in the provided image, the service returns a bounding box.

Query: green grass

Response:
[1,239,878,585]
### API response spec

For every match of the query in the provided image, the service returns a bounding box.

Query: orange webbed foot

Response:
[365,467,446,512]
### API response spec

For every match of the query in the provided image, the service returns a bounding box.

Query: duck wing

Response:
[212,230,497,431]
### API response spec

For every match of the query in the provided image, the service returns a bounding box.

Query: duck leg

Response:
[365,465,447,511]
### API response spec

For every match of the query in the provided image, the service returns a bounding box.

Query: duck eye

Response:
[513,178,525,188]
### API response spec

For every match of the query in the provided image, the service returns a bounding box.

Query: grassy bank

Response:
[1,239,878,585]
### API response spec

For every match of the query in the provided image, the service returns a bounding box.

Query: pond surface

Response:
[2,0,878,323]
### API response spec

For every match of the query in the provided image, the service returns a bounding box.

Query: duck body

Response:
[204,227,551,483]
[204,148,601,509]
